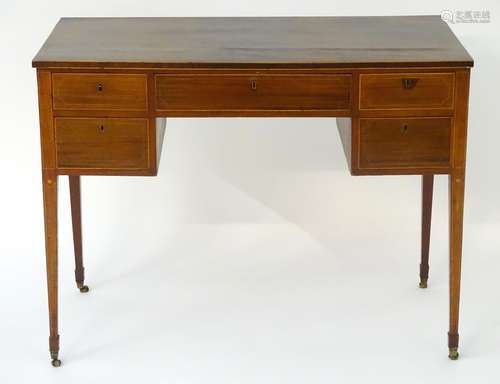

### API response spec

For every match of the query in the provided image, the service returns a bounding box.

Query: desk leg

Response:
[447,69,469,360]
[419,175,434,288]
[42,170,61,367]
[69,176,89,293]
[448,170,465,360]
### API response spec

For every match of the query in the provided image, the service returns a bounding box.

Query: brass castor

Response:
[419,279,428,289]
[77,282,89,293]
[51,359,62,367]
[448,348,459,360]
[50,351,61,367]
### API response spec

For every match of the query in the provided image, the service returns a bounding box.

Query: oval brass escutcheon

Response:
[250,79,257,91]
[96,83,104,92]
[401,123,408,134]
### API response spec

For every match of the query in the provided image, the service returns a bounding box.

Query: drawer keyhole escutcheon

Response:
[402,123,408,134]
[250,79,257,91]
[402,78,418,90]
[100,125,105,132]
[96,83,104,92]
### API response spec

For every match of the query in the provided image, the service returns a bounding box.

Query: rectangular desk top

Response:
[32,16,473,69]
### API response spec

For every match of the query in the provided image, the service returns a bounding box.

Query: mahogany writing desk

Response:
[32,16,473,366]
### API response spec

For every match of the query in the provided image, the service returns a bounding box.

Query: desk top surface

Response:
[32,16,473,69]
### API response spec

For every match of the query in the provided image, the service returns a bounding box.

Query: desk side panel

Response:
[37,70,56,170]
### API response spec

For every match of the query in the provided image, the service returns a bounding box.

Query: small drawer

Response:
[52,74,148,111]
[359,118,451,169]
[55,118,149,169]
[156,74,352,112]
[359,73,455,110]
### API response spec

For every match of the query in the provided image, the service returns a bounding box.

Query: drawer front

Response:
[55,118,149,169]
[359,73,455,110]
[359,118,451,169]
[156,74,352,112]
[52,74,148,111]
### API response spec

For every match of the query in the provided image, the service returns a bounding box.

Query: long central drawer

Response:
[155,74,352,113]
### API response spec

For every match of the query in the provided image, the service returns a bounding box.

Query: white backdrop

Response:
[1,1,499,383]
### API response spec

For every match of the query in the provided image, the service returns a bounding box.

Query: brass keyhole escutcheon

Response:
[96,83,104,92]
[402,123,408,134]
[402,78,418,90]
[250,79,257,91]
[99,125,105,132]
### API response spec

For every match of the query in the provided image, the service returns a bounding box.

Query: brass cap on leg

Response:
[448,348,459,360]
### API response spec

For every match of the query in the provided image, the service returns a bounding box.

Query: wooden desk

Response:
[32,16,473,366]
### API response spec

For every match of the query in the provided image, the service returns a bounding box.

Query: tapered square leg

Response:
[420,174,434,288]
[448,170,465,360]
[42,170,61,367]
[69,176,89,293]
[38,69,62,366]
[446,69,470,360]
